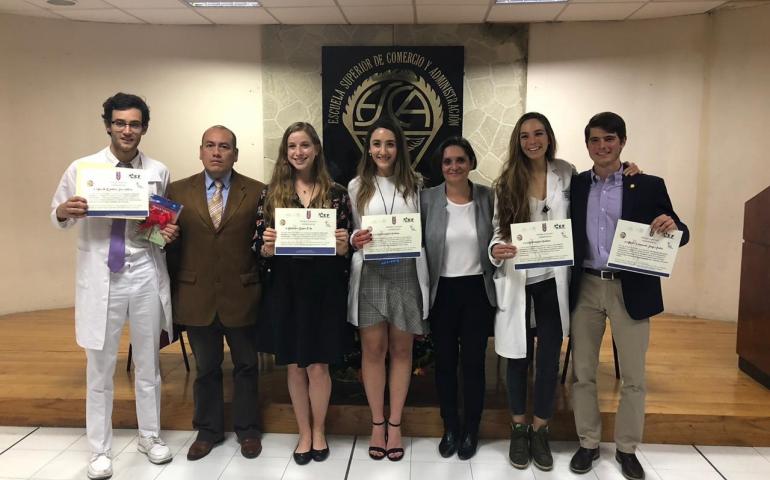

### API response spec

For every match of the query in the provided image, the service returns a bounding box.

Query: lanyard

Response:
[374,176,396,215]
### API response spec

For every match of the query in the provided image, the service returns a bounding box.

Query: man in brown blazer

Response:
[166,125,265,461]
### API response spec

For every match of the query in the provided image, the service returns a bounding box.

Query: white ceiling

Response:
[0,0,764,24]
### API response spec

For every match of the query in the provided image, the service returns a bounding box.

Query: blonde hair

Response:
[264,122,335,224]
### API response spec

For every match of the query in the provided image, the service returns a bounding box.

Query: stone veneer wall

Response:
[262,24,527,186]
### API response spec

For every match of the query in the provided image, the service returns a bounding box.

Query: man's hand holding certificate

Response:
[76,162,148,218]
[275,208,337,256]
[607,219,683,277]
[361,213,421,260]
[509,219,574,270]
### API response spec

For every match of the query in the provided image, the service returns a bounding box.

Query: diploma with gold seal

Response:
[509,219,574,270]
[275,208,337,256]
[76,162,148,218]
[361,213,422,260]
[607,219,683,277]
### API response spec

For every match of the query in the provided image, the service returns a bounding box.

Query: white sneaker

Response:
[87,453,113,480]
[137,435,173,464]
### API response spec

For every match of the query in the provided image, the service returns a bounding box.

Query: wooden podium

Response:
[737,186,770,389]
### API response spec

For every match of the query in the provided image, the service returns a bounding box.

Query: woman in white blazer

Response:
[490,112,638,472]
[348,117,429,462]
[420,137,496,461]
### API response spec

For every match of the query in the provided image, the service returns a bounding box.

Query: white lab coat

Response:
[50,147,173,350]
[489,158,575,359]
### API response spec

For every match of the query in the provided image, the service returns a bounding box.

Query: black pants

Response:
[430,275,494,432]
[506,277,563,420]
[186,317,261,442]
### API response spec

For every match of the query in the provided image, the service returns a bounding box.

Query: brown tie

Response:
[208,180,224,228]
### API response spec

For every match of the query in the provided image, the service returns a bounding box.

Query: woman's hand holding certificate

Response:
[509,219,574,270]
[274,208,337,256]
[361,213,422,260]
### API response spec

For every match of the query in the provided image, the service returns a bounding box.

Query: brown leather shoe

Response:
[240,437,263,459]
[187,439,220,461]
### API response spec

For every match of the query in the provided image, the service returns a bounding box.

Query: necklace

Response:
[296,180,316,208]
[374,175,396,214]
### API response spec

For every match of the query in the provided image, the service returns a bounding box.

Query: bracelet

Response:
[260,244,274,257]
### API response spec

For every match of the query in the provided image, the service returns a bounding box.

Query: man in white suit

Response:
[51,93,179,480]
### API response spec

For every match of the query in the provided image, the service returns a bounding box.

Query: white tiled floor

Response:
[1,426,769,479]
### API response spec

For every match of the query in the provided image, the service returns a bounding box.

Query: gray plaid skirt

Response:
[358,259,427,334]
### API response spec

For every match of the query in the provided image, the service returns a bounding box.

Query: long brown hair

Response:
[264,122,334,224]
[355,117,421,214]
[494,112,558,241]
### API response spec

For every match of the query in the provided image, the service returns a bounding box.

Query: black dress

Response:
[254,184,352,367]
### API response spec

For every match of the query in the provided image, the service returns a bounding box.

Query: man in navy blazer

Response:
[567,112,689,480]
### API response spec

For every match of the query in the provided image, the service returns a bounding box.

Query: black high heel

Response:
[386,421,404,462]
[368,419,387,460]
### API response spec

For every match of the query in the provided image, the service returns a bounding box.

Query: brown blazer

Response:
[166,170,265,327]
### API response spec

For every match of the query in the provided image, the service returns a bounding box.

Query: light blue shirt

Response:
[204,170,232,209]
[583,163,623,270]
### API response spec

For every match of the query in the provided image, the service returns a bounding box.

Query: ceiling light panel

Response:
[186,1,260,6]
[195,6,278,23]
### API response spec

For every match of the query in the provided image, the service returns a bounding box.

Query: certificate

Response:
[510,219,574,270]
[607,219,683,277]
[361,213,421,260]
[76,163,148,218]
[274,208,337,256]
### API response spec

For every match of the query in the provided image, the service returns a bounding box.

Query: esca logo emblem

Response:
[343,70,443,169]
[115,171,121,181]
[392,216,397,225]
[306,210,311,220]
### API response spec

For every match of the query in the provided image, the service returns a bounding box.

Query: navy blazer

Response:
[569,171,689,320]
[420,181,497,309]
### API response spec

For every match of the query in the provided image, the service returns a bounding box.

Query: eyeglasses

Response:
[111,120,144,132]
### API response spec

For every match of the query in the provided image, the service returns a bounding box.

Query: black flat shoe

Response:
[293,447,312,466]
[615,450,645,480]
[569,446,599,474]
[438,428,459,458]
[311,445,330,462]
[457,430,478,461]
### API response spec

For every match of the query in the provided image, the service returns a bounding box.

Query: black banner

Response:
[322,46,464,187]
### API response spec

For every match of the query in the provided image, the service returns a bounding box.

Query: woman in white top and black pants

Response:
[491,112,639,472]
[421,137,496,461]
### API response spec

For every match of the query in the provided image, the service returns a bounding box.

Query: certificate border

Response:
[363,251,421,261]
[87,210,148,217]
[275,246,336,256]
[514,259,574,270]
[607,262,670,278]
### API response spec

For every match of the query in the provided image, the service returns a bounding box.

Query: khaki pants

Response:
[571,274,649,453]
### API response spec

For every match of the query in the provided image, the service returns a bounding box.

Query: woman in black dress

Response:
[255,122,352,465]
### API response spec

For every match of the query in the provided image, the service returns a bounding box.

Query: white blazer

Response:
[50,147,173,350]
[346,176,430,326]
[489,158,576,359]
